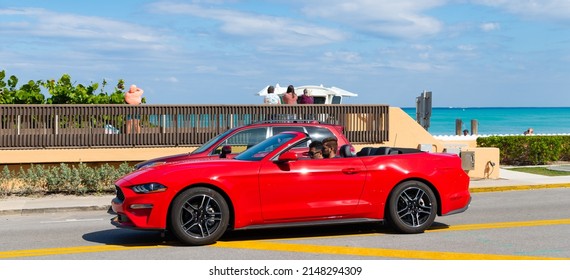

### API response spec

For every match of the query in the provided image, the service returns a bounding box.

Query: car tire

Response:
[387,180,437,234]
[170,187,230,246]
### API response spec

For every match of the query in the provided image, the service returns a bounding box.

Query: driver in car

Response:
[309,140,324,159]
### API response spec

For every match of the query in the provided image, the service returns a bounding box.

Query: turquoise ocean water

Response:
[401,107,570,136]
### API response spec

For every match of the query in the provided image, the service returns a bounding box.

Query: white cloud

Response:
[322,51,362,63]
[480,22,500,32]
[148,2,346,47]
[412,44,433,51]
[195,65,218,73]
[458,44,476,51]
[388,60,434,71]
[154,76,179,83]
[0,8,173,51]
[300,0,446,39]
[473,0,570,21]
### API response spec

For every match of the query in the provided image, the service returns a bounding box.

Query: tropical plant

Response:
[1,70,137,105]
[0,70,45,104]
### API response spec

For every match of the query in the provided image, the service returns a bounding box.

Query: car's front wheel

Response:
[387,181,437,234]
[170,187,230,246]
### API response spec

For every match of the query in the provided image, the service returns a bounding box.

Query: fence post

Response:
[54,115,59,135]
[471,119,478,135]
[455,119,463,135]
[17,115,21,135]
[161,114,166,134]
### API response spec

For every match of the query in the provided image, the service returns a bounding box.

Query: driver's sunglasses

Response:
[308,151,321,156]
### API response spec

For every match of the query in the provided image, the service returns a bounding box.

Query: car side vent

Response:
[115,186,125,201]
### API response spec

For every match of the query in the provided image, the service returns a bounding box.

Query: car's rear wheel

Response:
[170,187,229,246]
[387,181,437,234]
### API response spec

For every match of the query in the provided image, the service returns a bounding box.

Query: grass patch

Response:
[508,167,570,176]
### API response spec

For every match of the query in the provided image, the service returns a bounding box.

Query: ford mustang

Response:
[111,131,471,246]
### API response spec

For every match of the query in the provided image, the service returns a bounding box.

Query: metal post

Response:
[415,90,432,131]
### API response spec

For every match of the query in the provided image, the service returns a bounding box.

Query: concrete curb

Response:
[470,183,570,193]
[0,205,110,216]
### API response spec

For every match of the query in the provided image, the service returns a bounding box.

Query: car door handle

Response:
[342,168,360,174]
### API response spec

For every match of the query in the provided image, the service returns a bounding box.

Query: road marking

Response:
[2,218,570,259]
[470,184,570,193]
[212,241,568,260]
[0,244,168,259]
[40,218,104,224]
[429,218,570,232]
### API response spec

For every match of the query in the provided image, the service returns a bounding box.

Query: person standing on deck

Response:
[282,85,298,104]
[298,88,314,104]
[124,84,144,134]
[264,85,281,104]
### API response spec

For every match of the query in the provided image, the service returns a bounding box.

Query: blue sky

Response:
[1,0,569,107]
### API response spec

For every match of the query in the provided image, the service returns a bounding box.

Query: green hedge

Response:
[0,163,134,197]
[477,136,570,165]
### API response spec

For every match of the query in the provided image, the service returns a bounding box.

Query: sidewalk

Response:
[1,168,569,215]
[0,194,114,215]
[468,168,570,192]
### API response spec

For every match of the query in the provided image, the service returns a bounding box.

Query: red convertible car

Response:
[111,131,471,246]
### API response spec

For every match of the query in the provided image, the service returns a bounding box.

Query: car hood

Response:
[134,151,233,169]
[135,152,192,168]
[122,158,253,185]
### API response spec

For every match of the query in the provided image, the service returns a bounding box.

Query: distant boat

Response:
[257,84,358,104]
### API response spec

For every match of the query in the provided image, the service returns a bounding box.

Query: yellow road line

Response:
[429,218,570,232]
[0,244,168,259]
[2,218,570,259]
[212,241,567,260]
[470,184,570,193]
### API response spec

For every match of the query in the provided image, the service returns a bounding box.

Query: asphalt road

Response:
[1,188,569,261]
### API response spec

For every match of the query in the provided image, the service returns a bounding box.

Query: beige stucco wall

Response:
[462,147,501,179]
[0,147,195,164]
[383,107,445,152]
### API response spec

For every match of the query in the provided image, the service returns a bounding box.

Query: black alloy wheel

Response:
[387,180,437,234]
[170,187,230,246]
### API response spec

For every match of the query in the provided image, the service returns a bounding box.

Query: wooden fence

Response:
[0,104,389,149]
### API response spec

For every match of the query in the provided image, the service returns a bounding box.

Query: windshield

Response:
[234,132,299,161]
[190,128,237,154]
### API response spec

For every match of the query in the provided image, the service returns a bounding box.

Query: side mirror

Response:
[220,145,232,158]
[277,150,298,162]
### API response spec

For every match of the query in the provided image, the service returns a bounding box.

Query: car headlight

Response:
[131,183,167,194]
[136,161,166,170]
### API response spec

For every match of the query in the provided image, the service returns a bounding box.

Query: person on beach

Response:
[463,129,469,136]
[524,128,534,135]
[282,85,298,104]
[124,84,144,134]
